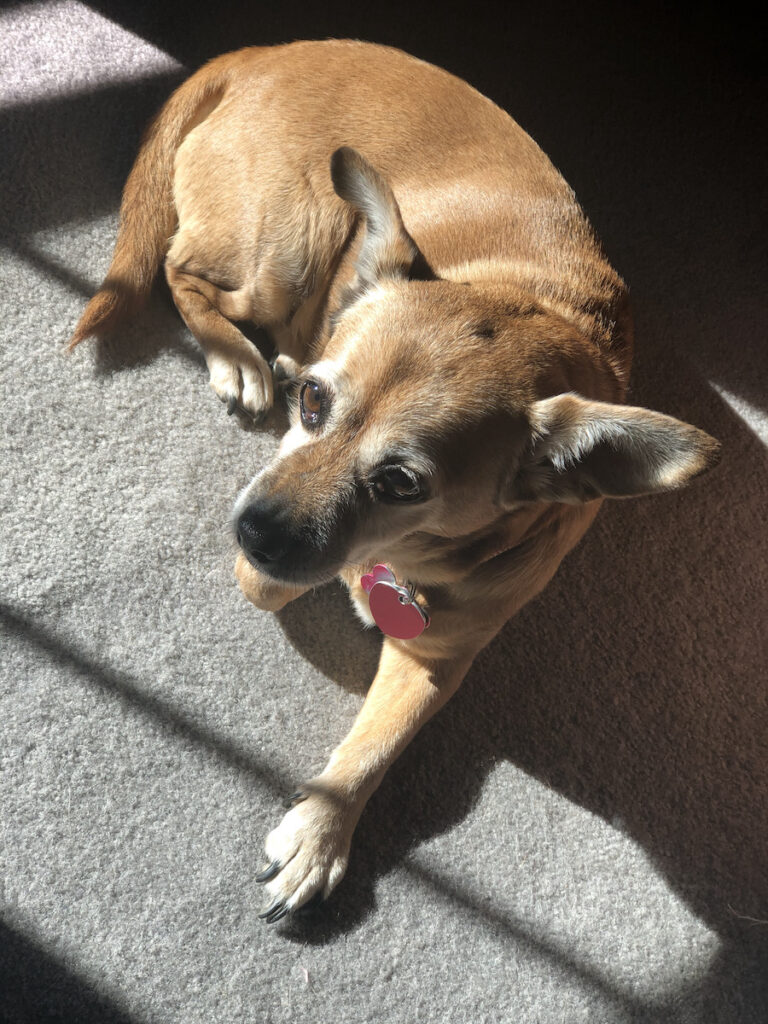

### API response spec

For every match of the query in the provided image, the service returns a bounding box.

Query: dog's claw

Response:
[269,903,291,925]
[271,353,301,384]
[271,361,289,383]
[255,860,281,883]
[282,789,306,809]
[260,900,290,924]
[223,394,269,428]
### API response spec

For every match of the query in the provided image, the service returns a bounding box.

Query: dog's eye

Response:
[300,381,324,427]
[371,466,423,503]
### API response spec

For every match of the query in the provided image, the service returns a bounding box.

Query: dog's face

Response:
[234,148,719,586]
[235,279,555,583]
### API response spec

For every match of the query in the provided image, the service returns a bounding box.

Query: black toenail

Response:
[260,900,289,924]
[256,860,281,884]
[283,790,306,809]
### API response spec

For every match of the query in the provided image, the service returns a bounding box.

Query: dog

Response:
[71,40,720,922]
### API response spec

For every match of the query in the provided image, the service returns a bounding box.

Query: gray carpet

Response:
[1,3,766,1022]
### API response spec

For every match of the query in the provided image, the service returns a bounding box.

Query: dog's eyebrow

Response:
[302,359,342,387]
[355,418,435,473]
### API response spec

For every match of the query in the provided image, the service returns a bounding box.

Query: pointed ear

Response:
[330,147,434,287]
[508,393,721,503]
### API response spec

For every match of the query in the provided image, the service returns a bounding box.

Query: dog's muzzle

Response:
[235,498,345,584]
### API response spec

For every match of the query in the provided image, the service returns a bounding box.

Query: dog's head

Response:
[234,148,720,585]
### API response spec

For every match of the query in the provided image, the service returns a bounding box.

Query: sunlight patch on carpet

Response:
[1,0,181,108]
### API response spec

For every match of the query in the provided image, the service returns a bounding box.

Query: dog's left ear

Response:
[331,147,433,286]
[507,393,721,503]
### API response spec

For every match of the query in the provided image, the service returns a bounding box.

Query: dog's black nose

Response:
[236,503,289,565]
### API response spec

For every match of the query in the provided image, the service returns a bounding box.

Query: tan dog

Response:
[71,40,719,922]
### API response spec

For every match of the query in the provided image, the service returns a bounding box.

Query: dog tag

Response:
[360,564,430,640]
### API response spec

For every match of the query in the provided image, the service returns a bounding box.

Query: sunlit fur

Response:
[70,41,720,915]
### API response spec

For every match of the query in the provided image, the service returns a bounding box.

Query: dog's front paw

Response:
[207,349,274,421]
[256,780,355,922]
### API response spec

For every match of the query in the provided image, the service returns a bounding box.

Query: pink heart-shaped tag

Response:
[368,581,429,640]
[361,563,396,593]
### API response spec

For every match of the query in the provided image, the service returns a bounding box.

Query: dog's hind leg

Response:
[165,264,274,420]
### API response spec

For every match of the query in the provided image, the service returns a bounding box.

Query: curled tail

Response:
[68,56,233,348]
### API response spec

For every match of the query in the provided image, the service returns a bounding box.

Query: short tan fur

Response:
[72,41,719,920]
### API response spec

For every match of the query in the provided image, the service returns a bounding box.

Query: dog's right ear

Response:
[331,147,433,288]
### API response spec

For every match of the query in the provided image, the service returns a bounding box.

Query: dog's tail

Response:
[68,55,235,348]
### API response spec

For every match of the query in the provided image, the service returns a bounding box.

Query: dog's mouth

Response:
[239,548,338,588]
[236,522,347,588]
[233,479,368,587]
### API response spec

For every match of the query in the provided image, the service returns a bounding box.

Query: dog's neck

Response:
[372,503,564,589]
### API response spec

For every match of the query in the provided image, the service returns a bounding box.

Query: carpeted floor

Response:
[1,3,766,1022]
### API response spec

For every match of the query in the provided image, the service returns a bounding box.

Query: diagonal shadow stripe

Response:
[4,598,758,1018]
[0,600,650,1010]
[0,71,184,242]
[5,238,98,297]
[0,919,138,1024]
[0,601,290,796]
[402,862,768,1022]
[405,858,659,1020]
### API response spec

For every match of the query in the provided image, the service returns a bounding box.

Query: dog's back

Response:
[72,41,630,390]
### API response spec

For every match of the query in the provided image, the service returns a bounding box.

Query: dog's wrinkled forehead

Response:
[318,281,530,454]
